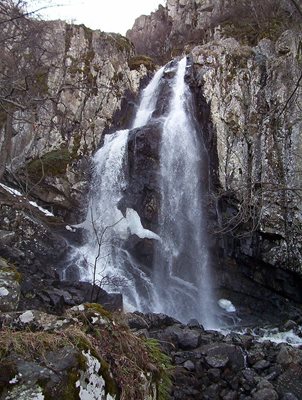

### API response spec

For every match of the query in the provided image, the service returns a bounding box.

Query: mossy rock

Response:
[0,258,21,312]
[0,258,21,283]
[221,16,289,46]
[108,33,133,53]
[26,148,71,181]
[145,338,172,400]
[84,303,112,319]
[128,55,155,71]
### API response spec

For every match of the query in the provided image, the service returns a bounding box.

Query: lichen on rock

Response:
[0,258,20,312]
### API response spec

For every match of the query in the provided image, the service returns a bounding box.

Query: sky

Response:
[28,0,165,35]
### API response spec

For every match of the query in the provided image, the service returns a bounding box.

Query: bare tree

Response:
[0,0,56,180]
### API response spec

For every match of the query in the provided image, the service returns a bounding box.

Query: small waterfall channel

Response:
[71,57,216,328]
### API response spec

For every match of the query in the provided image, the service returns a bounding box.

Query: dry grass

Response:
[0,305,172,400]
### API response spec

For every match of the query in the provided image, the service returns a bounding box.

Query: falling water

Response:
[72,66,165,311]
[72,57,215,327]
[151,57,216,328]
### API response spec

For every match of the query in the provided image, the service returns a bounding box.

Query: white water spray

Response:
[151,57,216,328]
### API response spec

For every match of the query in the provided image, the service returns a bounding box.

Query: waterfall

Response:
[72,66,165,312]
[151,57,216,328]
[72,57,215,328]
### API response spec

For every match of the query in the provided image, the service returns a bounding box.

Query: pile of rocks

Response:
[127,312,302,400]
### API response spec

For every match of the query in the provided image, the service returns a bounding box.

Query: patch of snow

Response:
[218,298,236,312]
[125,208,160,240]
[66,225,76,232]
[0,183,54,217]
[71,304,85,312]
[29,201,54,217]
[9,375,19,384]
[19,310,35,323]
[77,350,116,400]
[0,287,9,296]
[0,183,22,196]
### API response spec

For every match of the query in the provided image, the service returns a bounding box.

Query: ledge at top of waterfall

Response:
[69,56,216,329]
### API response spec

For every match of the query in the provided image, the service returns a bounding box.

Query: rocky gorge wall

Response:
[127,0,302,310]
[1,20,150,221]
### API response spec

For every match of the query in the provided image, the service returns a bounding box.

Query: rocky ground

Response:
[1,270,302,400]
[128,312,302,400]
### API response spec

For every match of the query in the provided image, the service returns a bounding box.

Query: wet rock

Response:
[276,346,293,365]
[283,320,297,331]
[222,391,238,400]
[206,343,246,371]
[183,360,195,371]
[252,360,271,371]
[143,312,181,329]
[242,368,257,384]
[164,325,201,350]
[125,312,150,330]
[187,318,203,329]
[206,354,229,368]
[248,349,266,365]
[203,383,222,399]
[277,364,302,399]
[18,277,123,314]
[207,368,221,382]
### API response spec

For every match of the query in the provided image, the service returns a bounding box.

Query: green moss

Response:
[221,16,288,46]
[34,70,49,95]
[128,55,155,71]
[71,133,81,160]
[108,33,133,53]
[0,258,21,283]
[100,359,120,398]
[26,148,71,181]
[145,339,172,400]
[62,369,80,400]
[84,303,112,319]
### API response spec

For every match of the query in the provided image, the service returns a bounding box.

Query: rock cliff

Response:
[1,20,149,221]
[127,0,302,305]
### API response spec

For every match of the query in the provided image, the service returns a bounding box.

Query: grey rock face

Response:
[127,0,232,63]
[127,0,302,302]
[192,29,302,275]
[1,22,148,220]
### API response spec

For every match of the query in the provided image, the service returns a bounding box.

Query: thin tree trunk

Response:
[0,112,12,180]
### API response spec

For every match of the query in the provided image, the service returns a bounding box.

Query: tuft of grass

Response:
[0,307,172,399]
